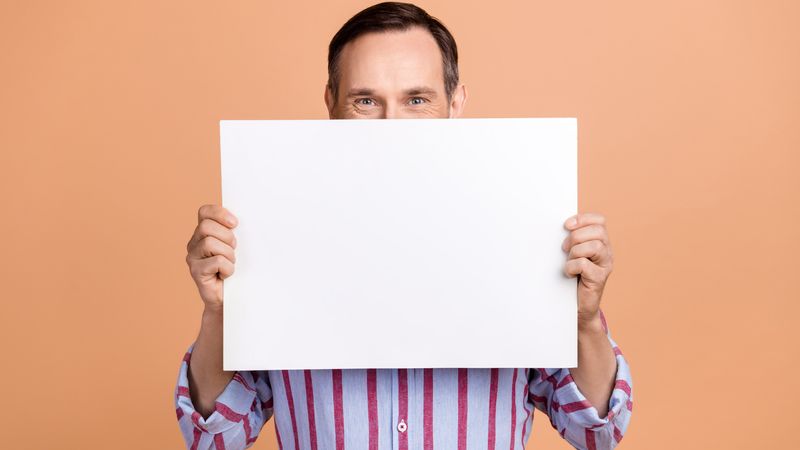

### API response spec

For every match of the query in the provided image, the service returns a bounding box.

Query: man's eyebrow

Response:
[344,87,439,97]
[404,87,438,96]
[345,88,376,97]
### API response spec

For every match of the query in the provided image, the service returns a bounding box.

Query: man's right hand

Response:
[185,204,239,310]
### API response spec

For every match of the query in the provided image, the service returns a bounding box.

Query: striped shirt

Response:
[174,310,633,450]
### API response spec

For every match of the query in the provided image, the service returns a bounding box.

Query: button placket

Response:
[391,368,399,450]
[394,368,411,449]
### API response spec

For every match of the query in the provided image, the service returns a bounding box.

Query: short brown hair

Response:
[327,2,459,103]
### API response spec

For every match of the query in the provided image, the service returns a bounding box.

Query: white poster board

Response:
[220,118,577,370]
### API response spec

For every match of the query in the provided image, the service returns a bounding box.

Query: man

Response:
[175,3,633,449]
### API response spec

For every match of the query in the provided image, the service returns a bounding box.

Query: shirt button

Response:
[397,419,407,433]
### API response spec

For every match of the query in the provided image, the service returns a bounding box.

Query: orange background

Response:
[1,1,798,449]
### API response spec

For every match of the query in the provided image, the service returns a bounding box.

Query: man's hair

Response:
[327,2,459,103]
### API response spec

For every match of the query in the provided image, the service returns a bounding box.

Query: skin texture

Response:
[186,27,617,419]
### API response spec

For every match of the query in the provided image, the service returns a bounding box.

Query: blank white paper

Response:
[220,118,577,370]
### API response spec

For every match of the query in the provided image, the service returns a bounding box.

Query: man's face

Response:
[325,26,467,119]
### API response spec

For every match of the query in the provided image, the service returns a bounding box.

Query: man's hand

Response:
[184,204,239,418]
[186,204,239,310]
[562,212,618,417]
[561,212,613,328]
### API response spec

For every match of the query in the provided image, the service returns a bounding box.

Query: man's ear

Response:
[448,83,468,118]
[324,84,335,119]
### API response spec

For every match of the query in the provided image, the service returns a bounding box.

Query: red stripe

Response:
[423,369,434,450]
[243,413,256,444]
[216,401,247,422]
[530,394,548,406]
[214,433,226,450]
[177,386,190,398]
[487,368,499,448]
[508,368,518,450]
[184,352,192,363]
[190,427,202,450]
[233,373,256,392]
[612,346,622,356]
[560,399,594,413]
[599,309,608,333]
[585,429,597,450]
[398,369,409,450]
[276,414,284,450]
[541,369,559,389]
[613,424,623,442]
[304,370,319,450]
[332,369,345,450]
[176,407,184,420]
[457,368,468,450]
[614,379,632,396]
[520,370,533,448]
[556,373,574,390]
[282,371,300,449]
[520,391,532,448]
[367,369,379,450]
[191,411,207,432]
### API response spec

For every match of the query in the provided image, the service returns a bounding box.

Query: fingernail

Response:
[227,215,237,226]
[566,217,577,228]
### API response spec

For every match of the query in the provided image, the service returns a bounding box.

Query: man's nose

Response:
[383,102,398,119]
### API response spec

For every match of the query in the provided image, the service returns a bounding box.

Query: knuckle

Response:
[198,219,212,235]
[198,204,211,219]
[199,235,214,251]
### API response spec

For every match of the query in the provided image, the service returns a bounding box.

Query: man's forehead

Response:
[336,27,445,92]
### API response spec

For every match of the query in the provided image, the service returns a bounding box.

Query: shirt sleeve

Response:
[528,309,633,449]
[174,341,274,450]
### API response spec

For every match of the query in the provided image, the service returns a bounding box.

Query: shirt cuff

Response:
[174,342,259,436]
[556,333,634,438]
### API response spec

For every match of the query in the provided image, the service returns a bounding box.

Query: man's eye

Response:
[409,97,427,105]
[356,98,375,106]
